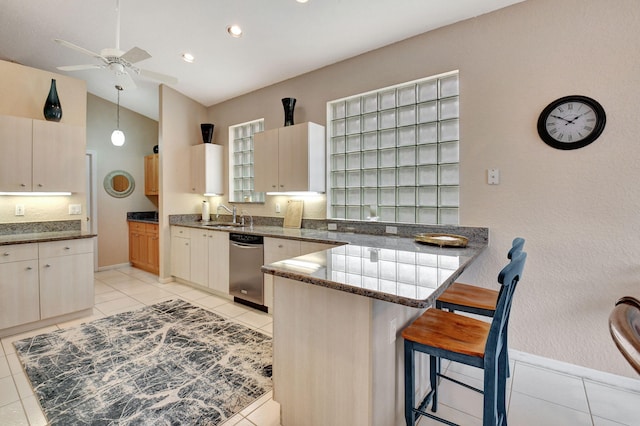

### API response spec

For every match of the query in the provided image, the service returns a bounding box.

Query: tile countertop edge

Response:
[0,232,97,246]
[262,243,487,308]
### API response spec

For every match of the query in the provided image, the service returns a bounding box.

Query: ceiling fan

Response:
[54,0,177,90]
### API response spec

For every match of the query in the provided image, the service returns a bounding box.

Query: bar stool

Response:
[436,238,525,316]
[609,296,640,374]
[402,250,527,426]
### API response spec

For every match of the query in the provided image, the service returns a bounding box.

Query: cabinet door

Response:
[146,224,159,274]
[0,115,33,191]
[32,120,85,192]
[40,252,94,319]
[171,236,191,281]
[278,123,309,192]
[190,145,205,194]
[253,128,280,192]
[0,260,40,329]
[144,154,159,195]
[190,229,209,286]
[207,230,229,294]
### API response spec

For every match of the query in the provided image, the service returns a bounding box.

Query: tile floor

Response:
[0,266,638,425]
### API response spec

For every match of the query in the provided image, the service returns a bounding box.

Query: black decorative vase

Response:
[282,98,296,126]
[43,79,62,122]
[153,145,159,154]
[201,123,214,143]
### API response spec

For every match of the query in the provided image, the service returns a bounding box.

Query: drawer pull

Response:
[278,244,283,248]
[64,246,71,250]
[3,252,9,256]
[26,266,32,270]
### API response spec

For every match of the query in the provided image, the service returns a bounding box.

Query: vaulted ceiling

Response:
[0,0,524,120]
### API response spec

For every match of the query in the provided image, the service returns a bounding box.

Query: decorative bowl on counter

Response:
[414,233,468,248]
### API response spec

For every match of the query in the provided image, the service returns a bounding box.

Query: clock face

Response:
[537,96,606,150]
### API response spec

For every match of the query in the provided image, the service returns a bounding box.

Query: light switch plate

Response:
[69,204,82,215]
[15,204,25,216]
[488,168,500,185]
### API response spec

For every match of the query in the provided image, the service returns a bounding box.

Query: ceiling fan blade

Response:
[115,71,137,90]
[54,39,107,62]
[57,64,103,72]
[138,68,178,85]
[120,46,151,64]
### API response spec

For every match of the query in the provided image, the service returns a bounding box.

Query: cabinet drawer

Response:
[171,226,190,238]
[129,222,146,233]
[264,237,301,264]
[39,238,93,257]
[145,223,159,235]
[0,243,38,264]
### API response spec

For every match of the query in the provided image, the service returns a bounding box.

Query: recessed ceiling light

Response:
[227,25,243,38]
[296,0,309,3]
[181,53,195,63]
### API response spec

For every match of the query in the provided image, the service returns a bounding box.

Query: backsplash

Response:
[0,220,81,235]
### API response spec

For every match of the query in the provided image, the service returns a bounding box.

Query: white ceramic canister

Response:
[201,200,210,222]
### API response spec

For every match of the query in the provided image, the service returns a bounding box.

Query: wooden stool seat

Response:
[436,282,498,315]
[402,309,490,358]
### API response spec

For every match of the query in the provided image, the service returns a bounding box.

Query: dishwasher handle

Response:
[231,241,262,249]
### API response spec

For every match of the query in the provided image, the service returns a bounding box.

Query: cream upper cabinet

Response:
[0,115,34,191]
[190,143,223,195]
[0,115,85,192]
[253,122,325,193]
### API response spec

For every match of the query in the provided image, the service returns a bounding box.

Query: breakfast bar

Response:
[262,233,487,426]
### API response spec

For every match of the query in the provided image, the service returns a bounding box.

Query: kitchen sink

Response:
[203,222,244,229]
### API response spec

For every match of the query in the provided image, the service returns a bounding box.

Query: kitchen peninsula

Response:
[261,224,487,426]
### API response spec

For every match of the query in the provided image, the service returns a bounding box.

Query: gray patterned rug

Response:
[13,299,273,425]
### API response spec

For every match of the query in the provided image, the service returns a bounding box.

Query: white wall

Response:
[204,0,640,377]
[86,94,158,268]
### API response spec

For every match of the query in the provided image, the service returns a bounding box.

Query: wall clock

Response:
[537,95,606,150]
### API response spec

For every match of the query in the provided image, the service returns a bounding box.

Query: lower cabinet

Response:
[170,226,229,296]
[129,221,159,275]
[0,238,94,333]
[39,239,94,319]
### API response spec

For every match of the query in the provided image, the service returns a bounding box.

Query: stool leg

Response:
[483,356,498,426]
[404,341,415,426]
[497,345,508,423]
[430,355,439,412]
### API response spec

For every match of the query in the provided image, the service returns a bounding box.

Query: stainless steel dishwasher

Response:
[229,233,266,311]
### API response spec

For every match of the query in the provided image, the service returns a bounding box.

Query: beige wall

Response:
[0,60,87,227]
[86,94,158,268]
[202,0,640,377]
[158,85,209,279]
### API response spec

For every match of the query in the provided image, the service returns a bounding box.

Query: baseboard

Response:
[96,263,131,272]
[510,349,640,393]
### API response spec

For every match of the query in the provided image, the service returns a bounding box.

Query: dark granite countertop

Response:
[170,218,488,308]
[127,211,158,224]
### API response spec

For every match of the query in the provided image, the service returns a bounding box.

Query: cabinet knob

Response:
[26,266,32,270]
[20,183,26,187]
[38,183,43,187]
[64,246,70,250]
[278,244,283,248]
[272,185,276,188]
[45,264,51,268]
[3,252,9,256]
[280,184,284,188]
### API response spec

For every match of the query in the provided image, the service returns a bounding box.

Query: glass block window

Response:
[327,72,459,224]
[228,119,265,203]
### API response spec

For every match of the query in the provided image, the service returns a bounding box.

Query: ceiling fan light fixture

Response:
[111,85,125,147]
[182,53,195,63]
[227,25,243,38]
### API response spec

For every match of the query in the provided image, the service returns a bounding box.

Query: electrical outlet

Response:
[68,204,82,215]
[275,203,281,213]
[15,204,25,216]
[488,168,500,185]
[328,223,337,231]
[386,226,397,234]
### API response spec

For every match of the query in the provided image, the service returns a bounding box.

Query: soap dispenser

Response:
[201,200,210,222]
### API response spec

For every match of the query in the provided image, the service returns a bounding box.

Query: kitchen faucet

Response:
[216,204,237,223]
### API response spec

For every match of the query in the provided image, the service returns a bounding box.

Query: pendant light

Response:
[111,85,125,146]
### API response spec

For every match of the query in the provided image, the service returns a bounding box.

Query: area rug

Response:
[13,299,272,425]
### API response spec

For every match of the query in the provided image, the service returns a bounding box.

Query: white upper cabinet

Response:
[0,115,85,192]
[253,122,325,193]
[190,143,224,195]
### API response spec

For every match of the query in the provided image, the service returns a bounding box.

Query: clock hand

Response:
[550,114,572,123]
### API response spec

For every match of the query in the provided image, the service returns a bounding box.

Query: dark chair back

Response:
[609,296,640,374]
